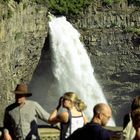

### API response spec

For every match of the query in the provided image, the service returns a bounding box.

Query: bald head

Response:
[94,103,111,115]
[93,103,112,126]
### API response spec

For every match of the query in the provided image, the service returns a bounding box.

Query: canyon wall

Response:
[0,0,139,126]
[73,0,140,125]
[0,0,48,126]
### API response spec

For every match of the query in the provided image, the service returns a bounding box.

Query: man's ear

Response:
[98,113,102,119]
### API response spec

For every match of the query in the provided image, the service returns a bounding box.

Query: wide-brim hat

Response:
[12,84,32,97]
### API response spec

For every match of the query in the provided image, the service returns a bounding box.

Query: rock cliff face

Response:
[0,0,139,126]
[0,0,48,125]
[73,1,140,125]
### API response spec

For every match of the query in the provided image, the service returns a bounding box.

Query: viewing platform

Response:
[38,125,123,140]
[38,127,60,140]
[0,125,123,140]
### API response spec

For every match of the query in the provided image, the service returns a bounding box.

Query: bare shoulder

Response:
[59,111,69,123]
[83,113,88,124]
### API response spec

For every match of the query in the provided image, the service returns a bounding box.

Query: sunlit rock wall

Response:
[0,0,48,126]
[72,0,140,125]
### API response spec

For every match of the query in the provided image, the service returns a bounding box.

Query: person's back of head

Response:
[131,108,140,129]
[63,92,87,111]
[93,103,112,126]
[131,96,140,111]
[122,96,140,140]
[131,108,140,140]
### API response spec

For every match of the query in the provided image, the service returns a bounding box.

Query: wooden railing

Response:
[39,127,60,140]
[0,126,123,140]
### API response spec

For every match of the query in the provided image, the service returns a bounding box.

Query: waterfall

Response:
[48,15,115,126]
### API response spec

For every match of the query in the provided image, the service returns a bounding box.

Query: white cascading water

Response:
[48,15,115,126]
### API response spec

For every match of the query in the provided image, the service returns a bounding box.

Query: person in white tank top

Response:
[48,92,88,140]
[65,113,85,138]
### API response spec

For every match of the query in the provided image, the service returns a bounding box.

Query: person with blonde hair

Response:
[48,92,88,140]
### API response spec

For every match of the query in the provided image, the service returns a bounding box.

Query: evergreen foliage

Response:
[124,27,140,35]
[48,0,92,16]
[0,0,9,3]
[128,0,140,6]
[0,0,140,7]
[102,0,140,6]
[30,0,48,5]
[0,0,22,3]
[103,0,114,6]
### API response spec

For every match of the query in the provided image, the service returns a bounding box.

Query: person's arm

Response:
[48,109,69,124]
[3,129,12,140]
[34,102,50,122]
[48,96,69,124]
[48,108,59,124]
[3,109,12,140]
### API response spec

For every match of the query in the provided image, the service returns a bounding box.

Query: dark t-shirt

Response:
[66,122,111,140]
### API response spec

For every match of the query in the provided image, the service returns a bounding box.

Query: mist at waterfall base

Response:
[29,15,115,126]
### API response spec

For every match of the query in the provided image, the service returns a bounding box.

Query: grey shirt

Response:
[3,100,49,140]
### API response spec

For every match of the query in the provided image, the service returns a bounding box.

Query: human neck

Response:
[135,128,140,140]
[17,99,26,107]
[70,106,77,111]
[20,101,25,106]
[92,117,101,125]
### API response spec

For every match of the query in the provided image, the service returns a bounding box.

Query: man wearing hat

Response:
[3,83,49,140]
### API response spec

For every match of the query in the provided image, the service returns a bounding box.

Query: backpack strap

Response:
[60,109,72,140]
[68,110,72,135]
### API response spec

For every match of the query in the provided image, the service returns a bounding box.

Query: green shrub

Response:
[7,9,13,18]
[103,0,113,5]
[0,0,22,3]
[124,27,140,35]
[48,0,92,16]
[113,0,123,3]
[102,0,123,7]
[102,0,140,6]
[31,0,48,5]
[23,3,27,9]
[0,0,10,4]
[128,0,140,6]
[14,0,22,3]
[14,32,23,40]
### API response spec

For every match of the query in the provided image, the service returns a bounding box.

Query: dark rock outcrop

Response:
[0,0,48,126]
[73,0,140,125]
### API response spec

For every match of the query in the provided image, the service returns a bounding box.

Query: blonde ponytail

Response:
[63,92,87,111]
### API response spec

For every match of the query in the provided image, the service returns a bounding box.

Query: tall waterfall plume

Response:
[48,15,115,126]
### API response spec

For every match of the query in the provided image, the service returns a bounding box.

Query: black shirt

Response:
[66,122,111,140]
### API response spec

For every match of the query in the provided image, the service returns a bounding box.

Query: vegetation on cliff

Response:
[124,27,140,35]
[0,0,92,18]
[0,0,140,17]
[47,0,92,16]
[103,0,140,6]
